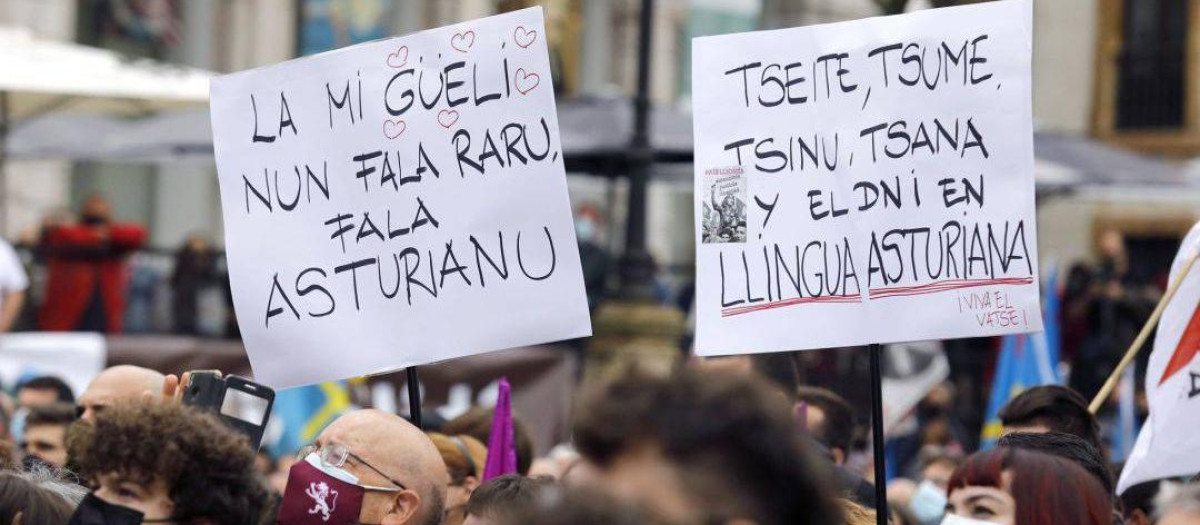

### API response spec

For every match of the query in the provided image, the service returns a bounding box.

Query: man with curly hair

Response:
[69,401,269,524]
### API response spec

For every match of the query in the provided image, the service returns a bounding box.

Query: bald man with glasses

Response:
[302,409,449,525]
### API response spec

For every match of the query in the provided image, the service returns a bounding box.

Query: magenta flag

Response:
[482,377,518,480]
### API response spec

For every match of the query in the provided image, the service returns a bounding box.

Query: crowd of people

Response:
[0,197,1192,523]
[0,355,1198,525]
[0,194,240,337]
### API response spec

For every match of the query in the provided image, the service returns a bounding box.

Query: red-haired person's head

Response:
[946,448,1112,525]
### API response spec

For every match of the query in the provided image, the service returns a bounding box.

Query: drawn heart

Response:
[383,119,407,139]
[451,30,475,53]
[386,45,408,68]
[437,109,460,129]
[513,26,537,48]
[514,68,540,95]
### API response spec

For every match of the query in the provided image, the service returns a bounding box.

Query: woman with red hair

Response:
[945,447,1112,524]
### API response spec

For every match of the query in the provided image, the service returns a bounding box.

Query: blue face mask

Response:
[10,407,27,442]
[909,480,948,524]
[575,219,595,242]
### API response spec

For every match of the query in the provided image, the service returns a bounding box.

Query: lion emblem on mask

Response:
[305,481,339,521]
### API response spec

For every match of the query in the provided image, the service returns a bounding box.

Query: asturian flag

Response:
[1118,221,1200,494]
[980,266,1062,448]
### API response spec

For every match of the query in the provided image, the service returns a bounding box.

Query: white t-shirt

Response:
[0,239,29,309]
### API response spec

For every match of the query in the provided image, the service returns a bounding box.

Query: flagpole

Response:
[868,343,889,525]
[1089,252,1199,414]
[407,366,423,429]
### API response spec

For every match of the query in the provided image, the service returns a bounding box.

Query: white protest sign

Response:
[692,0,1040,356]
[210,7,591,388]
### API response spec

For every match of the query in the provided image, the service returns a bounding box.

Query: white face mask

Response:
[941,513,1000,525]
[909,480,948,524]
[303,452,361,484]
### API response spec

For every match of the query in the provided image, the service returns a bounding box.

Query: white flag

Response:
[1117,221,1200,494]
[881,340,949,434]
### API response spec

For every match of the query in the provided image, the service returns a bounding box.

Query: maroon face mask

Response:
[276,455,366,524]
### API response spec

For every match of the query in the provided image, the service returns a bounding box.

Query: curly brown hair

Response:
[71,402,269,525]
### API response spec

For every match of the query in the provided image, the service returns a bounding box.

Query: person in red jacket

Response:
[38,194,146,333]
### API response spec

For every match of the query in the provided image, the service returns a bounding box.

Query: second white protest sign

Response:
[692,0,1041,356]
[211,7,591,388]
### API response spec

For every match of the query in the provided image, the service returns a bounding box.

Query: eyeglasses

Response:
[298,443,408,493]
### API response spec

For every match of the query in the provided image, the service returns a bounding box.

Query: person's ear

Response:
[1130,508,1151,525]
[11,511,23,525]
[380,490,421,525]
[463,475,479,493]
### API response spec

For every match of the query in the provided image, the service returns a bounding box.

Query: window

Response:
[1115,0,1189,130]
[75,0,181,59]
[296,0,397,57]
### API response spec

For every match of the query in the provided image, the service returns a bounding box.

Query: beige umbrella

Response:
[0,26,212,230]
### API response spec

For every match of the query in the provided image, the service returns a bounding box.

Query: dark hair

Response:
[751,354,800,402]
[573,368,843,525]
[25,403,77,429]
[997,431,1114,495]
[72,402,269,525]
[465,474,555,520]
[443,408,535,475]
[1119,480,1159,519]
[949,448,1111,525]
[998,386,1101,450]
[17,376,75,404]
[501,488,658,525]
[0,471,74,524]
[0,448,12,471]
[794,386,855,456]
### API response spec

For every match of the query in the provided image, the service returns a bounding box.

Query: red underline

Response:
[720,277,1035,317]
[721,294,862,317]
[868,277,1035,300]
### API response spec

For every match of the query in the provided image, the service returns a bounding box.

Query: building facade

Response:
[2,0,1196,280]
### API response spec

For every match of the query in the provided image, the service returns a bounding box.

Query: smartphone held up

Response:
[181,371,275,450]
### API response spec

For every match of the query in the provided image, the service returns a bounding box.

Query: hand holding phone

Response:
[181,371,275,450]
